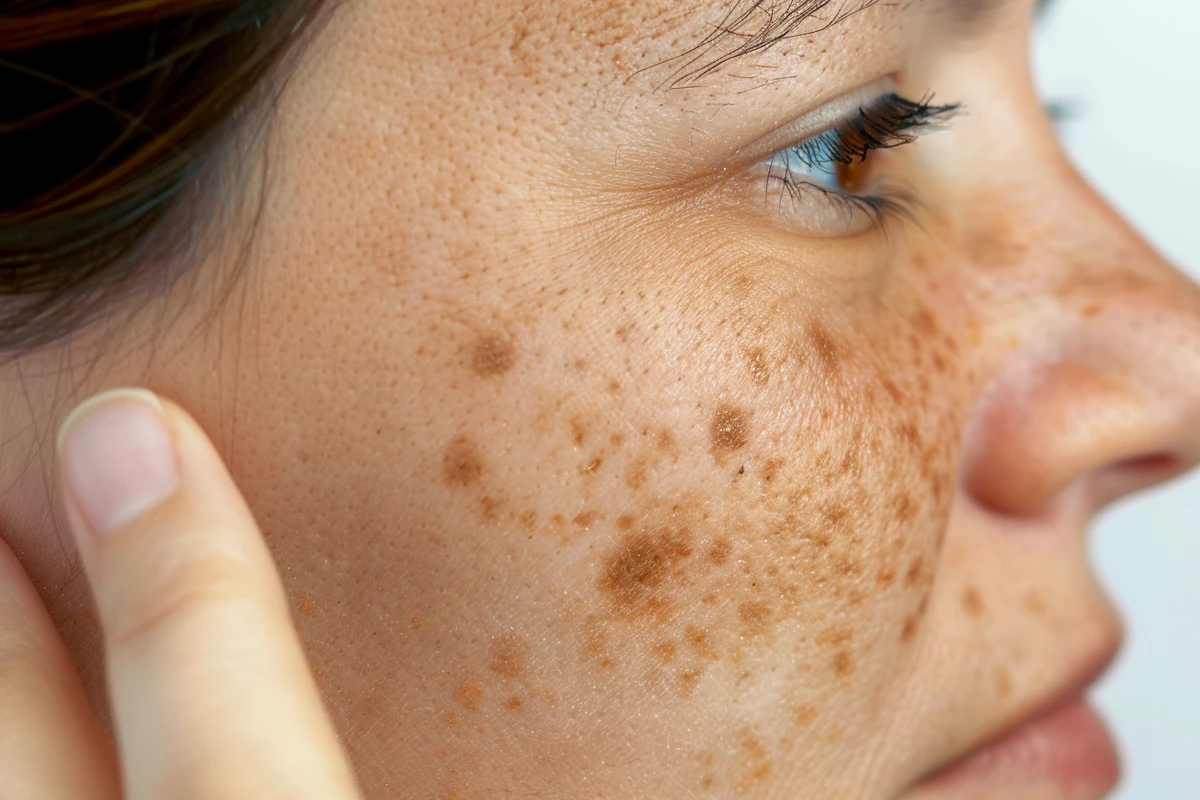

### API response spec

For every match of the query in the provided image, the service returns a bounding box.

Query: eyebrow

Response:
[658,0,1020,88]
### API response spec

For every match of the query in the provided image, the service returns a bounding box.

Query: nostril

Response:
[1112,453,1180,473]
[1091,452,1191,509]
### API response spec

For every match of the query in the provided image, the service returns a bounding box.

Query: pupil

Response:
[837,154,869,193]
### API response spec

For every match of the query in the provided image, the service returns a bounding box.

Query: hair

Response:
[1,0,326,354]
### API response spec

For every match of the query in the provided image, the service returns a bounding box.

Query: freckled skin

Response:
[470,334,516,376]
[4,0,1199,798]
[708,403,751,461]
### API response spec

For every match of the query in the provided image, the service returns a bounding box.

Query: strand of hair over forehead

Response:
[650,0,881,90]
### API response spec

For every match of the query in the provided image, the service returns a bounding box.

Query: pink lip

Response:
[914,698,1120,795]
[912,642,1123,797]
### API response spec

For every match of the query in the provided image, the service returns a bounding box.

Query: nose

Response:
[957,165,1200,517]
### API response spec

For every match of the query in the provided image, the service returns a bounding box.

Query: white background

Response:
[1034,1,1200,798]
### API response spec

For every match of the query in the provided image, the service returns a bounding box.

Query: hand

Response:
[0,388,361,799]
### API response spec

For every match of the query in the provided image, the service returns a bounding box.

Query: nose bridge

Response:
[957,141,1200,346]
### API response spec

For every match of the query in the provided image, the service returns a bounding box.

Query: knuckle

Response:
[107,543,260,649]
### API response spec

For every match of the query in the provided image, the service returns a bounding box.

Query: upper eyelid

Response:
[724,78,897,169]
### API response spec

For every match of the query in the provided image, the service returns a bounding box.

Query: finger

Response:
[57,388,360,800]
[0,537,120,800]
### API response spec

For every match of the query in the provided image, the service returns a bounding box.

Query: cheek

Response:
[420,251,967,732]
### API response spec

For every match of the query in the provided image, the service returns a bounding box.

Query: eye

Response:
[755,93,961,237]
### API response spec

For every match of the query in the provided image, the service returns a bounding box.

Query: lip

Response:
[910,640,1122,797]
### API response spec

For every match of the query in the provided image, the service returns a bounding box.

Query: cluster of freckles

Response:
[403,276,973,793]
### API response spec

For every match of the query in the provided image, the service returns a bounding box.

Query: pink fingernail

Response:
[58,389,180,536]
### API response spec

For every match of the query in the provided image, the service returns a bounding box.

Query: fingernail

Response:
[57,389,180,536]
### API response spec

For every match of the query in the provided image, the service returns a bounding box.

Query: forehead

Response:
[390,0,911,78]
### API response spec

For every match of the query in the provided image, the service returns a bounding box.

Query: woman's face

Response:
[8,0,1200,797]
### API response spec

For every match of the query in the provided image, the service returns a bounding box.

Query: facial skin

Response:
[3,0,1200,797]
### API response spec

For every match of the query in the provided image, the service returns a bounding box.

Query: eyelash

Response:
[763,93,962,231]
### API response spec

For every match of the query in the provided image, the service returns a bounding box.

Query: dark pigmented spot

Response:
[570,416,587,447]
[961,586,985,617]
[793,704,818,727]
[573,510,602,529]
[679,668,703,697]
[831,650,855,677]
[816,626,852,649]
[624,459,648,489]
[707,537,732,566]
[471,335,515,376]
[489,635,528,679]
[806,322,841,374]
[738,601,772,637]
[759,457,785,483]
[904,555,925,588]
[455,681,485,711]
[599,525,694,617]
[443,437,483,487]
[653,639,678,664]
[737,731,772,790]
[580,456,603,474]
[686,624,720,660]
[709,404,750,458]
[889,492,917,524]
[745,347,770,385]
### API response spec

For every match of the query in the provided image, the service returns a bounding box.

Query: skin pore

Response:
[3,0,1200,797]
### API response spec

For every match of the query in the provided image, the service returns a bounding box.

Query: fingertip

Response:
[57,388,180,538]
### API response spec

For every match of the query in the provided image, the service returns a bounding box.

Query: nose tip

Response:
[960,314,1200,518]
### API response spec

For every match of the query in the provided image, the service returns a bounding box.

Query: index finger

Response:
[57,388,361,800]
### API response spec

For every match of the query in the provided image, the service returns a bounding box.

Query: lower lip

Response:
[915,699,1120,796]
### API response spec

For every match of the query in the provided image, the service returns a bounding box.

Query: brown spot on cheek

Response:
[570,416,587,446]
[625,463,647,489]
[745,347,770,385]
[471,334,515,376]
[707,537,732,565]
[738,601,772,637]
[793,703,818,727]
[488,635,528,678]
[961,586,985,617]
[963,215,1028,271]
[653,639,678,664]
[904,555,926,588]
[443,437,483,486]
[737,732,772,790]
[710,404,750,459]
[599,526,694,617]
[686,624,720,660]
[573,510,602,529]
[806,322,841,374]
[455,682,485,711]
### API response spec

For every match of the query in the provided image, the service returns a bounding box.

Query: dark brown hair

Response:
[1,0,325,352]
